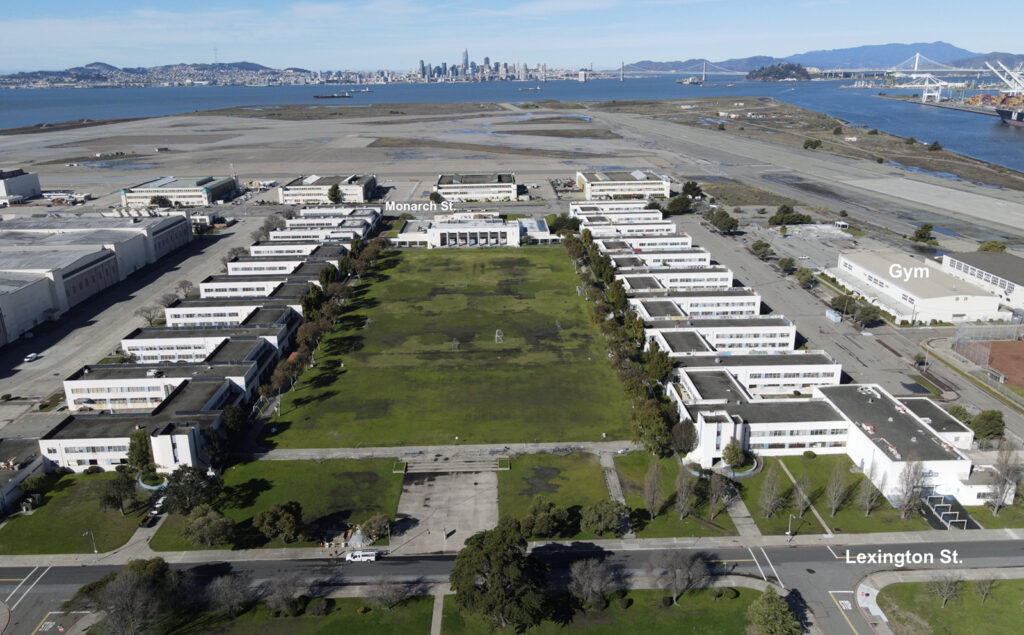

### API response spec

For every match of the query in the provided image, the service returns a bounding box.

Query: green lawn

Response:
[879,579,1024,635]
[0,472,147,555]
[150,459,402,550]
[442,588,756,634]
[614,453,737,538]
[498,453,609,540]
[264,249,632,448]
[778,455,931,534]
[966,504,1024,529]
[737,457,823,536]
[175,596,434,634]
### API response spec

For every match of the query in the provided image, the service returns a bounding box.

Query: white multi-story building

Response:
[583,220,676,237]
[617,267,733,292]
[611,249,711,270]
[120,176,237,207]
[569,201,652,216]
[198,277,314,299]
[575,210,666,225]
[594,235,693,251]
[628,289,762,320]
[834,251,1009,324]
[279,175,377,205]
[674,350,842,395]
[647,316,796,354]
[249,242,322,257]
[434,173,517,202]
[165,298,304,326]
[227,248,344,276]
[575,170,671,200]
[940,251,1024,309]
[0,168,42,204]
[121,324,292,363]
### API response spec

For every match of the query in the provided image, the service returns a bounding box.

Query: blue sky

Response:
[0,0,1013,72]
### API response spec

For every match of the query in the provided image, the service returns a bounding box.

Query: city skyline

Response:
[0,0,1016,74]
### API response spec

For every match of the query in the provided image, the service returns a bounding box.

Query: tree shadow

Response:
[291,390,338,408]
[785,588,813,632]
[219,478,272,510]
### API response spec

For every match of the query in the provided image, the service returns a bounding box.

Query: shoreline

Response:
[0,116,147,136]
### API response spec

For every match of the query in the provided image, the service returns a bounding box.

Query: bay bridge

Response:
[661,53,1007,78]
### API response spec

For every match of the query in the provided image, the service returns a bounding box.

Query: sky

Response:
[0,0,1015,73]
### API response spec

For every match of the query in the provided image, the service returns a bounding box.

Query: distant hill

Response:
[626,41,988,73]
[952,52,1024,68]
[747,63,810,82]
[784,41,977,69]
[83,62,120,71]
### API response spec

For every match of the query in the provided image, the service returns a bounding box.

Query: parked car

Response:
[345,550,381,562]
[23,353,39,362]
[139,514,157,528]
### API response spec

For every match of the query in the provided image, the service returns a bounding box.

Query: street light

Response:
[82,529,97,554]
[785,514,797,542]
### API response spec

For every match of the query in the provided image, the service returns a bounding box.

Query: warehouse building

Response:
[279,175,377,205]
[434,173,517,202]
[0,169,42,204]
[575,170,671,200]
[120,176,237,207]
[940,251,1024,309]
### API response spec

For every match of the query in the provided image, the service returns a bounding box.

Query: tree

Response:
[221,246,249,267]
[209,573,255,617]
[644,461,663,520]
[99,471,138,516]
[368,578,409,610]
[175,280,195,298]
[709,472,730,520]
[126,428,153,474]
[606,280,627,313]
[974,579,996,607]
[157,292,178,308]
[361,513,390,542]
[163,466,221,516]
[830,295,857,314]
[970,410,1005,440]
[521,496,568,538]
[947,405,972,424]
[854,302,882,327]
[183,504,234,546]
[449,517,546,630]
[928,140,943,151]
[221,403,247,437]
[977,240,1007,253]
[747,588,802,635]
[327,183,342,204]
[133,305,162,326]
[759,462,785,519]
[655,551,708,605]
[768,205,812,226]
[581,500,628,536]
[898,462,924,520]
[682,180,704,199]
[906,136,918,145]
[670,420,696,456]
[676,469,697,519]
[631,399,671,455]
[624,310,645,343]
[710,209,738,234]
[912,223,934,243]
[779,470,804,521]
[989,441,1022,517]
[777,257,795,274]
[803,139,822,150]
[149,195,172,207]
[568,558,616,610]
[645,341,673,384]
[254,501,304,543]
[928,574,962,608]
[98,569,161,635]
[825,462,847,518]
[429,191,442,203]
[751,240,774,260]
[722,438,746,468]
[794,268,815,288]
[665,195,692,215]
[857,468,883,517]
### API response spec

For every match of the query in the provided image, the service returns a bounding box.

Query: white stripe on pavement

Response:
[760,547,784,589]
[4,566,36,603]
[11,566,50,612]
[747,547,767,581]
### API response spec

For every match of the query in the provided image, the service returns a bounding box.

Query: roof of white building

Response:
[840,251,991,299]
[945,251,1024,286]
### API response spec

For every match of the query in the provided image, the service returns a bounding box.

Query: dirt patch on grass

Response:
[703,181,801,207]
[522,465,562,497]
[368,137,612,159]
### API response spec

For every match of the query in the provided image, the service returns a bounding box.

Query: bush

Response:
[723,587,739,599]
[0,394,10,401]
[295,595,310,614]
[84,465,104,474]
[803,450,817,460]
[614,588,627,599]
[306,597,333,616]
[661,596,674,607]
[357,605,370,614]
[619,597,632,609]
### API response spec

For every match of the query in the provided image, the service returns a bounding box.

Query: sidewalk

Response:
[247,440,636,461]
[598,452,635,539]
[724,492,762,542]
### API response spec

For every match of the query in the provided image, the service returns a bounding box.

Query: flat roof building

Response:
[279,175,377,205]
[940,251,1024,309]
[575,170,671,200]
[834,251,1009,324]
[120,176,237,207]
[434,173,517,202]
[0,169,42,204]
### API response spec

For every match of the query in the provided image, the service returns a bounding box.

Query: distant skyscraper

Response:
[419,60,425,77]
[483,56,490,69]
[462,48,469,69]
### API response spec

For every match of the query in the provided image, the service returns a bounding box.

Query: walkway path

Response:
[248,440,635,462]
[598,452,635,539]
[777,460,834,536]
[725,490,763,541]
[428,584,450,635]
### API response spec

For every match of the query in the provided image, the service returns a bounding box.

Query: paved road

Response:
[3,537,1024,635]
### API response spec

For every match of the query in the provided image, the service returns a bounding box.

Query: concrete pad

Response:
[390,472,498,555]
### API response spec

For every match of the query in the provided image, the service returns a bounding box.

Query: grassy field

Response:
[498,453,610,540]
[442,588,756,634]
[878,579,1024,635]
[150,459,402,550]
[265,249,632,448]
[776,455,930,534]
[176,596,434,634]
[701,182,800,208]
[966,504,1024,529]
[614,453,737,538]
[0,472,147,554]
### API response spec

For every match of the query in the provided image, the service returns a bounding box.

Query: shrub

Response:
[803,450,817,460]
[357,605,370,614]
[84,465,104,475]
[723,587,739,599]
[614,588,627,599]
[306,597,332,616]
[0,394,10,401]
[661,596,674,607]
[619,597,632,609]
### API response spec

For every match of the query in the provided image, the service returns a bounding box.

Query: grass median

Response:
[878,579,1024,635]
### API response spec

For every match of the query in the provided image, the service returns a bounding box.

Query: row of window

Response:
[747,371,832,379]
[750,428,846,437]
[53,445,129,454]
[949,259,1016,293]
[714,332,790,339]
[749,441,847,450]
[70,386,164,394]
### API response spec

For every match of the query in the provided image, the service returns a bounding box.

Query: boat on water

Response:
[353,87,372,93]
[313,93,351,99]
[996,108,1024,127]
[519,85,541,91]
[676,76,702,85]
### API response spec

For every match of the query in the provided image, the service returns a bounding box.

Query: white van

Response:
[345,550,381,562]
